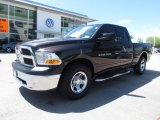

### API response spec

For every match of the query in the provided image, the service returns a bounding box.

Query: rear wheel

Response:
[134,56,146,75]
[58,63,92,99]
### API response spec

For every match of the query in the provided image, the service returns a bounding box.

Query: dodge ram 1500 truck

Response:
[12,24,152,99]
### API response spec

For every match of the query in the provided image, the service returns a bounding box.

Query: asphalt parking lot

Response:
[0,53,160,120]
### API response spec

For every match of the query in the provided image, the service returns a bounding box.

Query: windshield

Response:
[64,24,102,39]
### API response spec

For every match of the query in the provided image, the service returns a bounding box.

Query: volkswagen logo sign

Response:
[46,18,54,28]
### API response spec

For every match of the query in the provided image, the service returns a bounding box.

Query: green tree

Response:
[146,36,160,47]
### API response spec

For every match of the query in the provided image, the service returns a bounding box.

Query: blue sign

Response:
[46,18,54,28]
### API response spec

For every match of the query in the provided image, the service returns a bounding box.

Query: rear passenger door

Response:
[115,27,133,66]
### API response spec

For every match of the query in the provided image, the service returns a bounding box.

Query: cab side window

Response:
[97,25,116,41]
[116,27,129,42]
[101,25,115,33]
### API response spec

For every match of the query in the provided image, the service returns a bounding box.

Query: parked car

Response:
[154,47,160,53]
[2,42,18,53]
[12,24,152,99]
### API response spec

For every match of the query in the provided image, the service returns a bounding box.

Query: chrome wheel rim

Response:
[140,59,146,72]
[71,72,88,94]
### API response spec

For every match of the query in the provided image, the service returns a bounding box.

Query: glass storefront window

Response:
[9,34,20,42]
[28,23,36,39]
[9,6,14,19]
[15,7,28,21]
[61,16,86,34]
[44,34,54,38]
[0,4,8,18]
[15,21,28,34]
[19,34,28,41]
[29,10,36,23]
[0,33,8,48]
[10,20,17,34]
[10,20,30,41]
[28,34,36,40]
[63,17,67,21]
[64,21,68,27]
[61,27,73,34]
[0,4,37,48]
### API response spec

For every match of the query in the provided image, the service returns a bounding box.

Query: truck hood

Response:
[21,38,84,52]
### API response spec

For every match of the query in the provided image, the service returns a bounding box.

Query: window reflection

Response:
[0,4,8,18]
[10,20,18,34]
[9,34,20,42]
[0,3,37,48]
[0,33,8,48]
[28,23,36,39]
[61,16,87,34]
[9,6,14,19]
[29,10,36,23]
[9,20,37,41]
[15,7,28,21]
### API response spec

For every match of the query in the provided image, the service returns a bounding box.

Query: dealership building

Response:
[0,0,95,47]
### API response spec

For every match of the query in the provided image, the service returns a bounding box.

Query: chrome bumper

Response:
[13,69,60,91]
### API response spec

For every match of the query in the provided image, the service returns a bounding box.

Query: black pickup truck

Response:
[12,24,152,99]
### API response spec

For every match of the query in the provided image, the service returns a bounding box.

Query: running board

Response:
[95,71,130,82]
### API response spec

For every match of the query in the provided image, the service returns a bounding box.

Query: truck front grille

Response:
[21,48,31,56]
[16,46,36,67]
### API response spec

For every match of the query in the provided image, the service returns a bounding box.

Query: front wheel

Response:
[134,56,146,75]
[58,63,92,99]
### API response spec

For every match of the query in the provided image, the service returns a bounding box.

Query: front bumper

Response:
[12,62,61,91]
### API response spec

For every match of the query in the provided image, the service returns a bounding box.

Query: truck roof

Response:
[89,23,126,29]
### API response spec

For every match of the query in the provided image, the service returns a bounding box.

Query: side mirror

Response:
[97,32,116,41]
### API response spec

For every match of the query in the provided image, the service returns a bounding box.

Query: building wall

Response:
[1,0,35,10]
[0,0,89,48]
[37,8,61,39]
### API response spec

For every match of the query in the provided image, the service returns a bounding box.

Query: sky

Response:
[32,0,160,40]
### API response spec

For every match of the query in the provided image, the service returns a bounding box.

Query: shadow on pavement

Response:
[19,70,160,113]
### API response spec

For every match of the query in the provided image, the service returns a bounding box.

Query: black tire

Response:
[6,47,12,53]
[134,56,146,75]
[58,63,92,99]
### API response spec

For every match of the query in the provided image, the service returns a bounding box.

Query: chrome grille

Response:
[16,46,36,67]
[21,48,31,56]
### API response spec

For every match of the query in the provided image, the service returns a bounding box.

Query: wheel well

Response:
[57,58,94,89]
[141,52,147,61]
[61,58,94,77]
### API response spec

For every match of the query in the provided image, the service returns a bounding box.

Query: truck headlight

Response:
[15,45,21,61]
[35,52,62,65]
